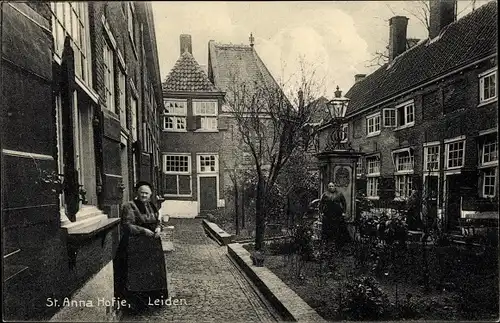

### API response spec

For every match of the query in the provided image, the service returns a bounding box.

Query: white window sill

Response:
[163,129,188,133]
[394,123,415,131]
[366,173,380,177]
[366,196,380,200]
[478,162,498,169]
[366,131,381,138]
[393,197,409,202]
[164,194,192,198]
[394,170,414,175]
[194,129,219,133]
[478,98,498,108]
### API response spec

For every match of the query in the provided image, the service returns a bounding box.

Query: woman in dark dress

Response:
[115,181,168,310]
[319,181,350,248]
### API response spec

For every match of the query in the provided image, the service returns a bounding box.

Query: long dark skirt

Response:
[114,234,168,309]
[321,217,351,249]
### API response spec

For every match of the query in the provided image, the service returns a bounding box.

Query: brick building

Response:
[317,0,497,233]
[160,35,225,218]
[1,2,163,320]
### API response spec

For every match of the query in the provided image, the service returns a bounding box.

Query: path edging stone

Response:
[227,243,326,322]
[202,219,233,246]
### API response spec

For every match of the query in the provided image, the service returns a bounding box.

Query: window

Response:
[163,154,192,196]
[366,156,380,198]
[395,101,415,128]
[395,175,413,198]
[366,113,381,136]
[193,100,218,131]
[127,3,136,48]
[479,69,497,104]
[51,2,92,85]
[424,145,440,172]
[482,138,498,165]
[482,168,496,197]
[198,154,218,173]
[103,40,115,113]
[131,97,138,141]
[367,178,379,198]
[356,160,363,177]
[445,139,465,169]
[366,156,380,174]
[163,100,187,131]
[118,70,126,129]
[383,108,396,127]
[395,151,414,172]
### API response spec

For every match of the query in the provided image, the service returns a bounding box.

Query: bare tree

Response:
[224,61,323,251]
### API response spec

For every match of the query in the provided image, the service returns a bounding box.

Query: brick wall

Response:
[338,58,498,210]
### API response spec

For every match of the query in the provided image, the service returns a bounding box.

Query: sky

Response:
[152,1,491,98]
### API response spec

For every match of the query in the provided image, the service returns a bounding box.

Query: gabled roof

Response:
[345,1,497,116]
[208,42,280,94]
[162,51,220,93]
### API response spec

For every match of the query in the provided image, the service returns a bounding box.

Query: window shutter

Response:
[61,37,80,221]
[186,115,196,131]
[195,116,202,130]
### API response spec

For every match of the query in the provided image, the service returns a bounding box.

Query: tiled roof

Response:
[208,42,280,95]
[162,51,220,93]
[345,1,497,116]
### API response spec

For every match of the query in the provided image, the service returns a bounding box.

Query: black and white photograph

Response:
[1,1,498,322]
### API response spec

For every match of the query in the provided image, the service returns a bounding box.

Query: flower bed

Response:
[249,240,498,321]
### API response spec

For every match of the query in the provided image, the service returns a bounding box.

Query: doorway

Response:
[445,174,461,231]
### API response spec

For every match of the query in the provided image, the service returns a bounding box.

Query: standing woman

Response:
[319,182,350,248]
[115,181,167,310]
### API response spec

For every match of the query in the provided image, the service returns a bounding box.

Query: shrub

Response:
[340,276,392,320]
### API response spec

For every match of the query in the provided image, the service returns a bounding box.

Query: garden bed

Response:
[245,241,499,321]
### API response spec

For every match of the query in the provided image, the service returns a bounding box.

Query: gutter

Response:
[347,53,497,119]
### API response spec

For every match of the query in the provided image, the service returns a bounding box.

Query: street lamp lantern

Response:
[324,86,350,151]
[326,86,350,120]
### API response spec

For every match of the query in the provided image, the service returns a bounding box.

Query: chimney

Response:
[388,16,409,62]
[180,34,192,55]
[354,74,366,83]
[429,0,457,39]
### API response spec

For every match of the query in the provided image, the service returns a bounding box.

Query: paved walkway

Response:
[120,218,279,322]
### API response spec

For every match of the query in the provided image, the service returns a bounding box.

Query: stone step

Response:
[62,211,108,232]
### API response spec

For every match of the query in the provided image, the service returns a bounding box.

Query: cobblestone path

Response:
[120,218,280,322]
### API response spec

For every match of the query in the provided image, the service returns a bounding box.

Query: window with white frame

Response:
[356,159,363,177]
[482,137,498,165]
[193,100,218,131]
[131,97,138,141]
[103,40,115,113]
[127,3,136,48]
[395,101,415,128]
[482,168,496,197]
[395,150,414,172]
[367,156,380,174]
[395,175,413,198]
[383,108,396,127]
[51,2,92,85]
[164,154,192,196]
[366,156,380,198]
[445,139,465,169]
[198,154,218,173]
[479,134,497,198]
[479,69,497,104]
[366,113,381,136]
[118,70,126,129]
[163,99,187,131]
[424,145,440,172]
